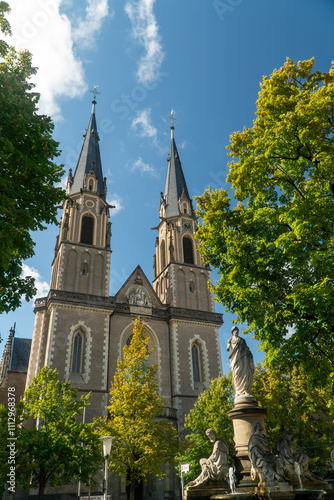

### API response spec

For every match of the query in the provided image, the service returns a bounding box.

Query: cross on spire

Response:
[90,84,101,103]
[168,109,176,139]
[168,109,176,127]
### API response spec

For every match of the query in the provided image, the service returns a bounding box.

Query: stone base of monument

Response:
[210,492,256,500]
[228,398,267,486]
[294,489,328,500]
[184,481,230,500]
[254,480,295,500]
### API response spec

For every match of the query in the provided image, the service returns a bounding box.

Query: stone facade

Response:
[2,104,223,500]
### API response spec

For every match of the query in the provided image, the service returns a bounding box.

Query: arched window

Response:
[183,236,194,264]
[189,280,195,293]
[81,261,89,276]
[183,202,188,214]
[192,343,201,382]
[160,240,166,270]
[80,214,94,245]
[71,331,83,373]
[88,178,94,191]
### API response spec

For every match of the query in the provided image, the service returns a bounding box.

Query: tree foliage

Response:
[178,374,234,483]
[0,2,66,314]
[196,58,334,394]
[100,319,179,500]
[0,367,103,499]
[252,364,334,477]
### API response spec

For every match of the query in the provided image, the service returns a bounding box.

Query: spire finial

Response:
[168,109,176,139]
[90,84,101,104]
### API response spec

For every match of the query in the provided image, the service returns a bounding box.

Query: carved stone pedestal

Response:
[228,398,267,487]
[255,481,295,500]
[184,481,230,500]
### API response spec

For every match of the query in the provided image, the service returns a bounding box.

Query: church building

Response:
[3,99,223,499]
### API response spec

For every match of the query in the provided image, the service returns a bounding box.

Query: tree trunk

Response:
[38,480,45,500]
[129,478,136,500]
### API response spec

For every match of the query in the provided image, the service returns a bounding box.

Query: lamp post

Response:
[100,436,115,500]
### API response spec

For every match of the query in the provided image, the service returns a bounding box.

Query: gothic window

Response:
[189,280,195,293]
[160,240,166,270]
[192,343,202,383]
[71,331,83,373]
[183,202,188,214]
[81,261,89,276]
[183,236,194,264]
[88,178,94,191]
[80,214,94,245]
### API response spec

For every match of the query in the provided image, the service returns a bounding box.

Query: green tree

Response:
[178,374,234,483]
[100,319,179,500]
[0,402,22,497]
[4,367,103,499]
[252,364,334,477]
[0,2,66,314]
[196,58,334,395]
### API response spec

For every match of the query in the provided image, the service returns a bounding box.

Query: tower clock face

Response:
[183,222,192,231]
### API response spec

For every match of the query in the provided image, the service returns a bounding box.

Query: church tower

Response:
[50,98,111,297]
[153,116,214,313]
[26,98,113,399]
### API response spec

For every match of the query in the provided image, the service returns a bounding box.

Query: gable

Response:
[114,265,163,309]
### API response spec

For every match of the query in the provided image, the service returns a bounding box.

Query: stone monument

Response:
[227,327,266,487]
[185,326,332,500]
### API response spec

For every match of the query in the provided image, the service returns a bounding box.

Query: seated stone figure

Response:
[248,421,282,485]
[276,429,322,487]
[188,429,229,488]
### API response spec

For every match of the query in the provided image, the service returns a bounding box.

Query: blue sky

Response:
[1,0,334,373]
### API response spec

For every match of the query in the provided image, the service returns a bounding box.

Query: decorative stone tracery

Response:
[126,285,152,307]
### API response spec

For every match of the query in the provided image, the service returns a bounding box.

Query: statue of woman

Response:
[188,429,229,488]
[248,421,281,484]
[276,429,317,486]
[227,326,254,398]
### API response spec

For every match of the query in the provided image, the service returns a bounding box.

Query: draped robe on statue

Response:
[227,334,254,397]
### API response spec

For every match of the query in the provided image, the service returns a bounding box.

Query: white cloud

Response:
[108,194,123,215]
[58,174,68,191]
[72,0,111,49]
[129,157,159,178]
[3,0,109,120]
[131,108,157,138]
[21,264,50,299]
[125,0,164,84]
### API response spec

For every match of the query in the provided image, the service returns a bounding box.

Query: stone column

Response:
[228,396,267,488]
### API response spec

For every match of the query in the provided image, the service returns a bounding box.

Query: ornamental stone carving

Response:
[127,286,152,307]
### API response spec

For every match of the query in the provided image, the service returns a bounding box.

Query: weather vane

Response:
[168,109,176,127]
[90,84,101,102]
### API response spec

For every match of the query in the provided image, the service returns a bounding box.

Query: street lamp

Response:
[100,436,116,500]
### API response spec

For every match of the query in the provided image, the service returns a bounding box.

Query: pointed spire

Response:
[163,112,194,218]
[69,93,105,199]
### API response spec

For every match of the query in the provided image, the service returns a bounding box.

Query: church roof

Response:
[9,338,31,371]
[69,101,105,198]
[163,127,194,218]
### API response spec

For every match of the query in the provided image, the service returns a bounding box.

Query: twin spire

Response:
[68,88,106,199]
[68,99,193,218]
[163,110,194,218]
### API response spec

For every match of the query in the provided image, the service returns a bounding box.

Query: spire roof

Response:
[163,122,194,218]
[69,100,105,198]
